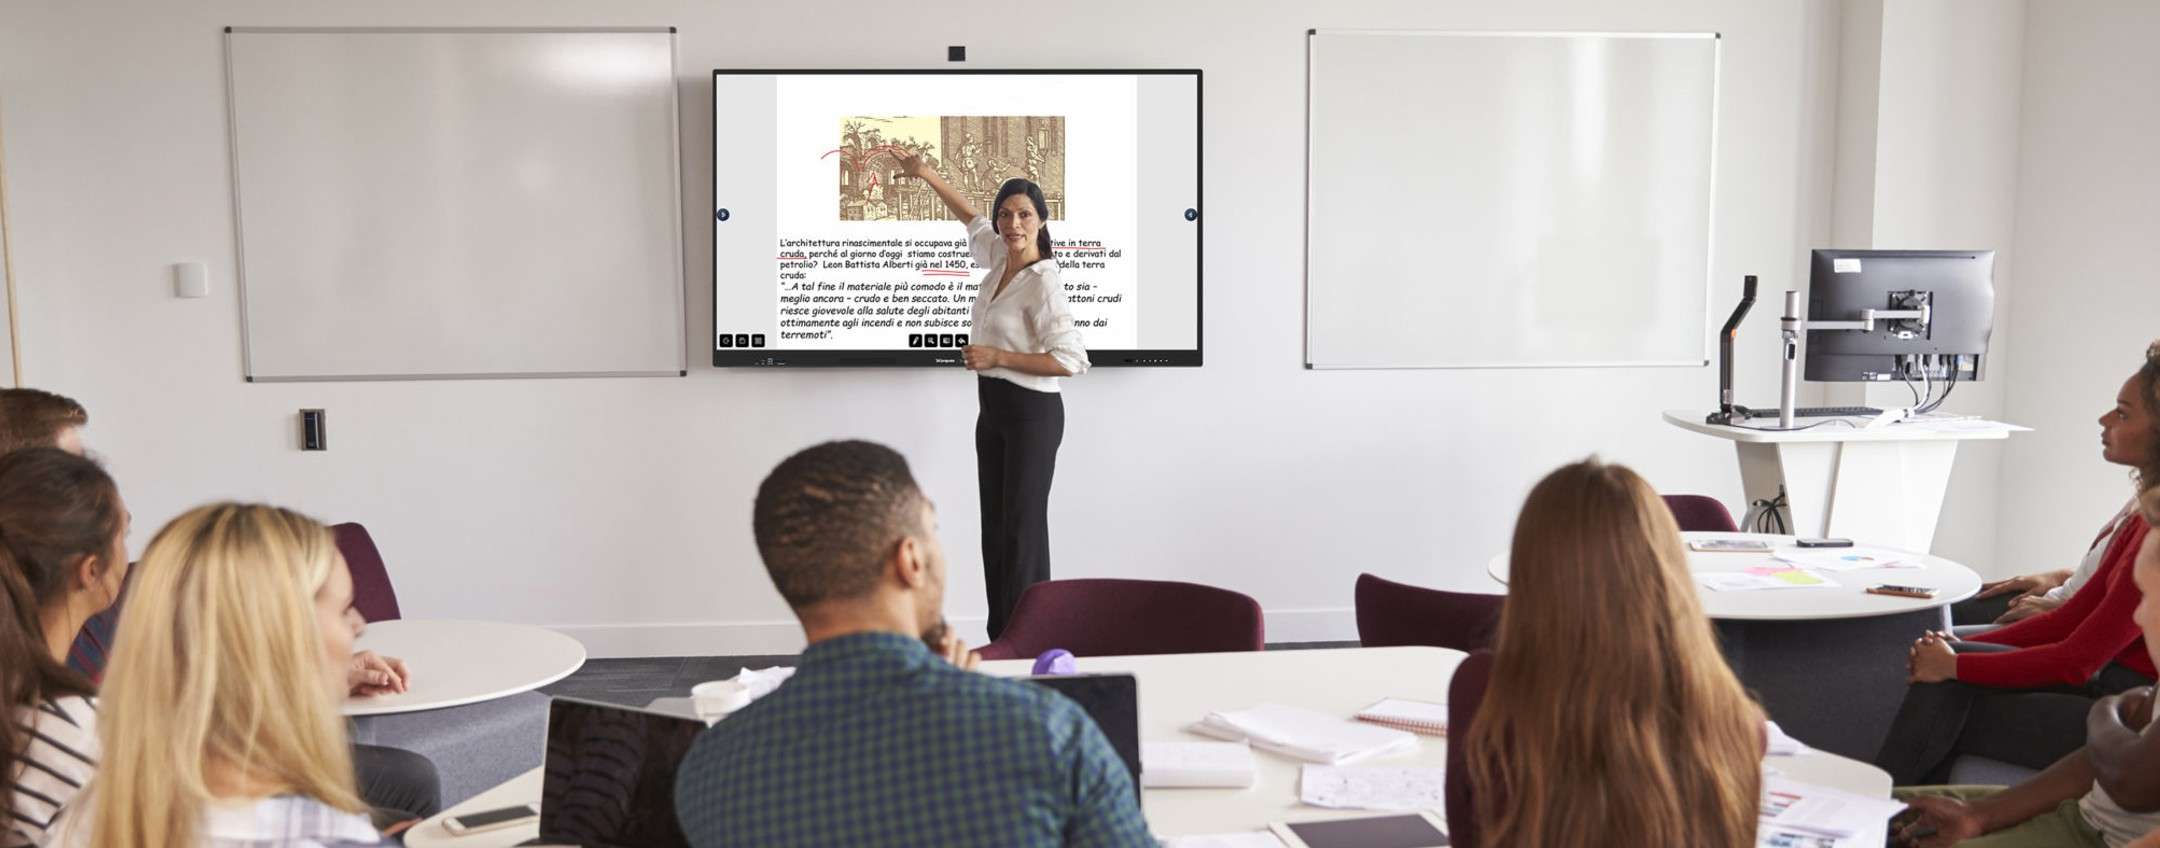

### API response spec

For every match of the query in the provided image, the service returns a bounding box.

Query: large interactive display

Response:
[711,70,1201,367]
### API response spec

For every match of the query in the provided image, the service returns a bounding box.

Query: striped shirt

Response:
[6,696,97,848]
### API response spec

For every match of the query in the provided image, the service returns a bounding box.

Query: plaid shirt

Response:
[673,631,1155,848]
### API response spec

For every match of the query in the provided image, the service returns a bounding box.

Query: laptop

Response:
[518,696,706,848]
[1026,673,1143,804]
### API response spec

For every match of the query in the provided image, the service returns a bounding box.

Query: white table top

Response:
[1487,531,1980,622]
[344,619,586,717]
[1664,409,2025,444]
[405,646,1891,847]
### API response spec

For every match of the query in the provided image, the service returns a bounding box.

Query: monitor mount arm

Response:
[1776,293,1932,428]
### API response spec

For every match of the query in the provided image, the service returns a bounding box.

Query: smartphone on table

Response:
[444,804,538,835]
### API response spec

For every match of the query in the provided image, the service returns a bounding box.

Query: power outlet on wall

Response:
[300,409,326,451]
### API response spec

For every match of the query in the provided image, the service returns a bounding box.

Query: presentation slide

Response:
[711,70,1201,367]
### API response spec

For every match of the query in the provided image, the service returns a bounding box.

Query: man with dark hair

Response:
[0,388,88,456]
[674,440,1153,848]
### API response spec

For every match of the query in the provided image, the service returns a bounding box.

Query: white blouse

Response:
[965,216,1089,393]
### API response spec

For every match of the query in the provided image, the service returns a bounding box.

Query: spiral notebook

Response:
[1353,699,1448,737]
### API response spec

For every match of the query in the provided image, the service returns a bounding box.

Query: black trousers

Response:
[353,742,443,820]
[977,376,1064,640]
[1873,640,2153,784]
[1950,593,2016,627]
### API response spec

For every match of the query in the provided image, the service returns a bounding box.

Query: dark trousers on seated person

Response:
[1952,593,2016,628]
[354,743,443,820]
[1875,642,2153,785]
[1892,787,2105,848]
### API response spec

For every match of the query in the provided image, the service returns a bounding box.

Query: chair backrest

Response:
[976,578,1264,661]
[333,522,402,622]
[1661,494,1739,533]
[1354,573,1503,653]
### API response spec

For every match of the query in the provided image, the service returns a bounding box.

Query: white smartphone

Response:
[1270,811,1450,848]
[443,803,538,835]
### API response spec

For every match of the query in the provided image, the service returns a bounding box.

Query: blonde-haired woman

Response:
[1445,459,1765,847]
[51,504,390,848]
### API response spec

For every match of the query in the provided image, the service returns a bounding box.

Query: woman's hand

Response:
[1975,569,2071,600]
[1996,593,2064,624]
[1895,796,1987,847]
[963,345,1004,371]
[892,148,935,181]
[1909,634,1958,684]
[348,650,412,697]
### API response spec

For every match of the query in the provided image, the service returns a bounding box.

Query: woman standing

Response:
[895,150,1088,640]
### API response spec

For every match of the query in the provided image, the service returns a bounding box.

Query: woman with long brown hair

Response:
[0,448,128,848]
[1445,458,1764,847]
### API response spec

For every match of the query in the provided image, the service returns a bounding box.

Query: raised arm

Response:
[892,149,978,223]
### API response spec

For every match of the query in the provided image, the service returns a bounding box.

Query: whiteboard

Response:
[1305,31,1719,369]
[226,28,685,381]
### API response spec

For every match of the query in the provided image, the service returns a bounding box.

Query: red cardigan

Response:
[1962,516,2155,687]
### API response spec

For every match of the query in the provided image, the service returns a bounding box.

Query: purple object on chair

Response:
[1353,573,1503,654]
[1662,494,1740,533]
[975,579,1265,661]
[332,522,402,623]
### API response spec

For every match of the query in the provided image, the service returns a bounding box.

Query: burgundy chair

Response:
[333,522,402,622]
[1353,573,1503,654]
[976,578,1265,661]
[1662,494,1740,533]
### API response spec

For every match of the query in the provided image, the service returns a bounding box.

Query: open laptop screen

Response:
[532,697,705,848]
[1026,673,1142,804]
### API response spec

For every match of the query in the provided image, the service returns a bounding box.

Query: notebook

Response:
[1353,699,1448,737]
[1194,704,1419,765]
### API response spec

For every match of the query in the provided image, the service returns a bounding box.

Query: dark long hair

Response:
[0,447,122,806]
[990,178,1055,260]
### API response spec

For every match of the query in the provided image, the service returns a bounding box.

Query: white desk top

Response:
[344,619,586,717]
[405,646,1891,847]
[1487,532,1980,621]
[1663,409,2025,444]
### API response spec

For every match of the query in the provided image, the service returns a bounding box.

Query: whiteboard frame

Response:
[1302,29,1722,371]
[224,26,689,382]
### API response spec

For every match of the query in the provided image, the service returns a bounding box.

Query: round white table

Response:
[1488,532,1981,763]
[344,619,586,716]
[1485,531,1982,621]
[404,646,1895,848]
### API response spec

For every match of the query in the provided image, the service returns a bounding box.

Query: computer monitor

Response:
[1804,249,1995,383]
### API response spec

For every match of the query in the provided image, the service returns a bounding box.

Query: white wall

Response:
[1863,0,2027,575]
[1996,0,2160,572]
[0,0,1851,655]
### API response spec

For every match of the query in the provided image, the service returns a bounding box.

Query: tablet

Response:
[1269,812,1450,848]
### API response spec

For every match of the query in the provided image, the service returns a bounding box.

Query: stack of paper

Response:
[1193,704,1420,765]
[1696,570,1838,592]
[1353,699,1448,737]
[1763,721,1812,757]
[1300,765,1447,811]
[1142,741,1258,788]
[1757,776,1906,846]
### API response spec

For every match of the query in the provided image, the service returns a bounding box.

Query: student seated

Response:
[1895,484,2160,848]
[0,389,115,678]
[1445,458,1766,847]
[671,440,1152,848]
[0,449,128,847]
[1878,346,2160,784]
[1955,342,2160,629]
[0,390,87,458]
[4,390,440,820]
[50,503,397,847]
